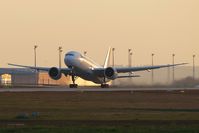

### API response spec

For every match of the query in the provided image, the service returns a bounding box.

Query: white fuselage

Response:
[64,51,107,84]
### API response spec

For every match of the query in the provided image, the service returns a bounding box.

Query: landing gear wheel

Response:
[101,76,109,88]
[101,84,109,88]
[69,73,78,88]
[69,84,78,88]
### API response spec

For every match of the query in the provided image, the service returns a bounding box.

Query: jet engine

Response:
[104,67,118,80]
[48,67,62,80]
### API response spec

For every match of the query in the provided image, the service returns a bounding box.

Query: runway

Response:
[0,87,199,92]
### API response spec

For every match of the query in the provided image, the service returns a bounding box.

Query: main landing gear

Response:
[69,84,78,88]
[100,76,109,88]
[69,75,78,88]
[101,84,109,88]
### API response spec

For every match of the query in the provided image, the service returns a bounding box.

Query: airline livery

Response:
[9,48,186,88]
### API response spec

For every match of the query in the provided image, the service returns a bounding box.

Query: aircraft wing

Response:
[115,63,187,73]
[93,63,187,75]
[8,63,71,75]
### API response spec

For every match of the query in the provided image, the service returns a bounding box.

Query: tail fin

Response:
[103,47,112,68]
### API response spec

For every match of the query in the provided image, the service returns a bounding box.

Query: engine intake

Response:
[48,67,62,80]
[104,67,118,80]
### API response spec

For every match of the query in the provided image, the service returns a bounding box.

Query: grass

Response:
[1,125,199,133]
[1,91,199,120]
[1,90,199,132]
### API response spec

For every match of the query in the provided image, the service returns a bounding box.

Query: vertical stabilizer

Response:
[103,47,112,68]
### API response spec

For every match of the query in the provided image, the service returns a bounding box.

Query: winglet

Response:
[103,47,112,68]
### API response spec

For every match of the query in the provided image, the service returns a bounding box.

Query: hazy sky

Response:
[0,0,198,67]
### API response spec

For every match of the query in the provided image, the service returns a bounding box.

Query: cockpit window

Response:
[65,53,74,56]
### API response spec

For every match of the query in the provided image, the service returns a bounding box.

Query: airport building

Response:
[0,68,36,85]
[0,68,70,86]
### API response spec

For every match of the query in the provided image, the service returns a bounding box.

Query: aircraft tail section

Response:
[103,47,112,68]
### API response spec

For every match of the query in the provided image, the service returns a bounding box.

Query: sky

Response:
[0,0,198,67]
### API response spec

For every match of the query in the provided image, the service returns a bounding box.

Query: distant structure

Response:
[0,68,37,85]
[0,68,70,86]
[127,49,133,84]
[172,54,175,82]
[151,53,155,84]
[34,45,38,70]
[128,49,132,76]
[58,46,63,69]
[34,45,38,85]
[193,55,196,80]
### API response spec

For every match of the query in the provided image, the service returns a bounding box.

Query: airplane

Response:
[8,48,187,88]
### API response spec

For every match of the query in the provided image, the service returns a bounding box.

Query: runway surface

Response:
[0,87,199,92]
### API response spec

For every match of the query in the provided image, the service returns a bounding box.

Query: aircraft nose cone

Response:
[65,56,71,66]
[65,56,76,67]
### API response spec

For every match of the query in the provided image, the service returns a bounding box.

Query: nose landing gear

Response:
[69,74,78,88]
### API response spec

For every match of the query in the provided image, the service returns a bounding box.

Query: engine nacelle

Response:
[104,67,118,80]
[48,67,62,80]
